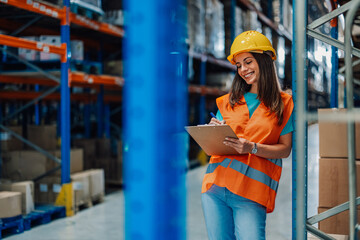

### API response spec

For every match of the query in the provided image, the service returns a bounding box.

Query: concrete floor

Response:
[6,124,320,240]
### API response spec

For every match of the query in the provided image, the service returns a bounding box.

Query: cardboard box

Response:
[85,169,104,198]
[0,181,34,215]
[0,191,22,218]
[319,158,360,207]
[73,138,96,170]
[0,126,23,152]
[51,148,84,174]
[39,35,61,60]
[308,233,348,240]
[318,108,360,159]
[318,207,360,237]
[27,125,57,151]
[2,149,83,181]
[71,171,90,206]
[35,177,61,204]
[2,150,49,181]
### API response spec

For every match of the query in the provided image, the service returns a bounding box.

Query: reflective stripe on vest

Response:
[206,158,282,192]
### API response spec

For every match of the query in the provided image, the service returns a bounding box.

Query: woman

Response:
[201,30,294,240]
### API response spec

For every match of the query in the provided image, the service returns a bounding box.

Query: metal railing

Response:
[293,0,360,239]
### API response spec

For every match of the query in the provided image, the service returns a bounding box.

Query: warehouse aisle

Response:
[6,124,319,240]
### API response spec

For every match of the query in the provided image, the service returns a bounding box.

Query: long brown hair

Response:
[228,52,284,125]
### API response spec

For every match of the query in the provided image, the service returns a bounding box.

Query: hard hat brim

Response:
[227,48,277,65]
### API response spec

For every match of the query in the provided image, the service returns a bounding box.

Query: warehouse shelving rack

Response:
[0,0,124,211]
[293,0,360,239]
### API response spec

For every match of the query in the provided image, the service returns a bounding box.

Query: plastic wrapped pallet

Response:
[187,0,206,53]
[71,171,91,207]
[84,169,104,200]
[205,0,225,58]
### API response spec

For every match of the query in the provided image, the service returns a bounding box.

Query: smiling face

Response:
[234,52,260,93]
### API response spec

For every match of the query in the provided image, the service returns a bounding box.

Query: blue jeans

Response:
[201,184,267,240]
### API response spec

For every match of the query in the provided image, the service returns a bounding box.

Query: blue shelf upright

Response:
[60,0,71,185]
[123,0,188,239]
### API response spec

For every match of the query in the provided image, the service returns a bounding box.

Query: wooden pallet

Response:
[75,192,105,212]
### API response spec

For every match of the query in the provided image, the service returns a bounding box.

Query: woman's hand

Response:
[223,137,253,154]
[209,117,226,125]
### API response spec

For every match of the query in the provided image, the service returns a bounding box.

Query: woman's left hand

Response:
[223,137,253,154]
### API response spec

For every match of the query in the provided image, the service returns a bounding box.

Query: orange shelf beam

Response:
[0,1,124,37]
[0,0,64,19]
[0,34,67,62]
[70,13,124,37]
[70,72,124,87]
[0,72,124,88]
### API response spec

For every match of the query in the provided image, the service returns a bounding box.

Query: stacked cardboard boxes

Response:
[73,138,123,185]
[318,108,360,236]
[35,169,105,209]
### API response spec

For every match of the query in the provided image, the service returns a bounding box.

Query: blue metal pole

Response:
[35,84,40,125]
[60,0,71,184]
[57,102,61,137]
[97,85,104,138]
[330,19,339,108]
[123,0,188,239]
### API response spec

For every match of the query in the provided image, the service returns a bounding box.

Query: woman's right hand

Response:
[209,118,226,125]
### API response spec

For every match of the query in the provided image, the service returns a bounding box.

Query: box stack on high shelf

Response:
[0,0,124,236]
[318,108,360,237]
[186,0,293,166]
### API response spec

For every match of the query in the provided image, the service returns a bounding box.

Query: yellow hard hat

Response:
[227,30,277,64]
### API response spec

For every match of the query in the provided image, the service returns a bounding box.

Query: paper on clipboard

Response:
[185,124,239,156]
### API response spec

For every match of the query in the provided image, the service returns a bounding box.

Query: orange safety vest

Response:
[202,92,294,213]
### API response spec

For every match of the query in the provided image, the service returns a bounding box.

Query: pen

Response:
[210,112,217,119]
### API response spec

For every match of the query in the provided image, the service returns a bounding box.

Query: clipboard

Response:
[185,124,239,156]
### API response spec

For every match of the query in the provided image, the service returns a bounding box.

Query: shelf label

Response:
[43,46,49,53]
[26,0,33,4]
[115,77,123,86]
[40,184,48,192]
[36,42,43,49]
[33,2,39,8]
[0,0,8,3]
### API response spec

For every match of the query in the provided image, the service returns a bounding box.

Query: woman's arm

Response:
[223,132,292,159]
